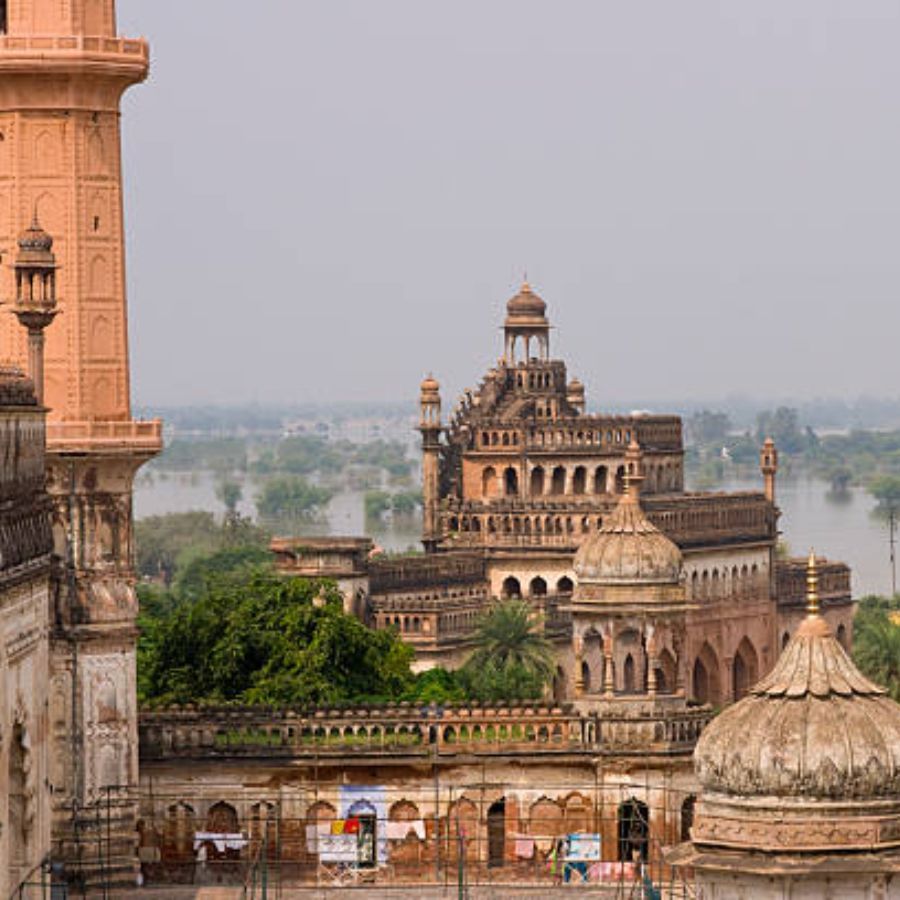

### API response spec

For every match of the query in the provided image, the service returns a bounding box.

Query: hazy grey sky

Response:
[117,1,900,409]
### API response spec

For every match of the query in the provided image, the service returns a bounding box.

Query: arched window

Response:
[482,466,497,499]
[692,643,721,705]
[680,797,696,842]
[504,467,519,497]
[732,637,759,701]
[501,576,521,599]
[551,466,566,495]
[530,576,547,597]
[594,465,608,494]
[530,466,545,496]
[623,654,636,694]
[557,576,574,596]
[836,623,848,650]
[572,466,587,495]
[581,660,591,692]
[614,466,626,494]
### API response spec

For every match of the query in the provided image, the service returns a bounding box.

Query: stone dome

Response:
[420,374,440,394]
[696,611,900,801]
[506,281,546,319]
[574,447,682,586]
[568,378,584,393]
[690,554,900,854]
[18,218,54,254]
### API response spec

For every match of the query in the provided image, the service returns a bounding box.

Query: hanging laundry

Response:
[343,817,360,834]
[514,835,535,859]
[411,820,426,841]
[330,820,345,835]
[385,821,412,840]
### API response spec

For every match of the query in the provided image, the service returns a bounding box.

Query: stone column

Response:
[646,628,658,698]
[573,633,584,698]
[603,632,615,697]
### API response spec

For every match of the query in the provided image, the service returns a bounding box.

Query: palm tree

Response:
[854,615,900,701]
[463,600,555,700]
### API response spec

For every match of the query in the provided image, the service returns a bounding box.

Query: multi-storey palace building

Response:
[279,282,854,707]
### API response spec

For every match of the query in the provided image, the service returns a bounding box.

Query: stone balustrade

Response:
[442,491,775,550]
[370,551,485,592]
[139,701,713,761]
[0,34,149,61]
[46,418,163,452]
[775,557,852,609]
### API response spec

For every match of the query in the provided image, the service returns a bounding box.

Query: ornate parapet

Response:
[139,700,712,762]
[0,34,148,80]
[775,557,851,610]
[441,492,776,551]
[45,419,163,455]
[370,551,485,592]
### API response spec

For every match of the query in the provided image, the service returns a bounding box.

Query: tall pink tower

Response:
[0,0,161,885]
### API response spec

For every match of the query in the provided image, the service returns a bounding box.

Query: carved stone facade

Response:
[407,284,855,704]
[670,556,900,898]
[0,370,53,897]
[0,1,161,886]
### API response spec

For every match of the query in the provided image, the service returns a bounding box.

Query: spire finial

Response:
[806,549,820,617]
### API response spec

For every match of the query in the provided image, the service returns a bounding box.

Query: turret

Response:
[567,378,585,414]
[760,437,778,504]
[419,375,442,552]
[10,217,59,405]
[503,281,550,364]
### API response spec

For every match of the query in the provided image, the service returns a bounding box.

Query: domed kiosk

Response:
[670,552,900,897]
[568,438,695,704]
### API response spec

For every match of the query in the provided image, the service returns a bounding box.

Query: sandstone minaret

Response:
[419,375,442,552]
[0,1,161,885]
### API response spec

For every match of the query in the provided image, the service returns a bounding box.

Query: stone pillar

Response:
[646,631,658,698]
[573,633,584,698]
[603,633,615,697]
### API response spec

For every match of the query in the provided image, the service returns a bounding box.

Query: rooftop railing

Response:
[46,419,163,450]
[0,34,148,61]
[139,701,712,761]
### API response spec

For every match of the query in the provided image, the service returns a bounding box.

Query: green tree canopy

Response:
[869,475,900,513]
[255,476,333,520]
[853,595,900,701]
[461,600,555,701]
[138,569,415,707]
[135,511,223,584]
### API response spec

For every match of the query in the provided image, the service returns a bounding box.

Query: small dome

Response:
[18,218,54,255]
[574,446,681,585]
[574,498,682,584]
[506,281,547,319]
[568,378,585,394]
[696,611,900,801]
[690,554,900,854]
[420,374,440,394]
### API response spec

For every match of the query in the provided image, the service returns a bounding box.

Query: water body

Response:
[134,471,423,554]
[134,471,892,598]
[709,474,890,599]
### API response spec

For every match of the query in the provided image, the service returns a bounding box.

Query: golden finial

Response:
[806,549,820,617]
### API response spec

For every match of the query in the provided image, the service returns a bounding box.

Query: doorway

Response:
[487,799,506,868]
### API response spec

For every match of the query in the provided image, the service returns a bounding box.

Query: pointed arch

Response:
[732,636,759,701]
[692,642,721,705]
